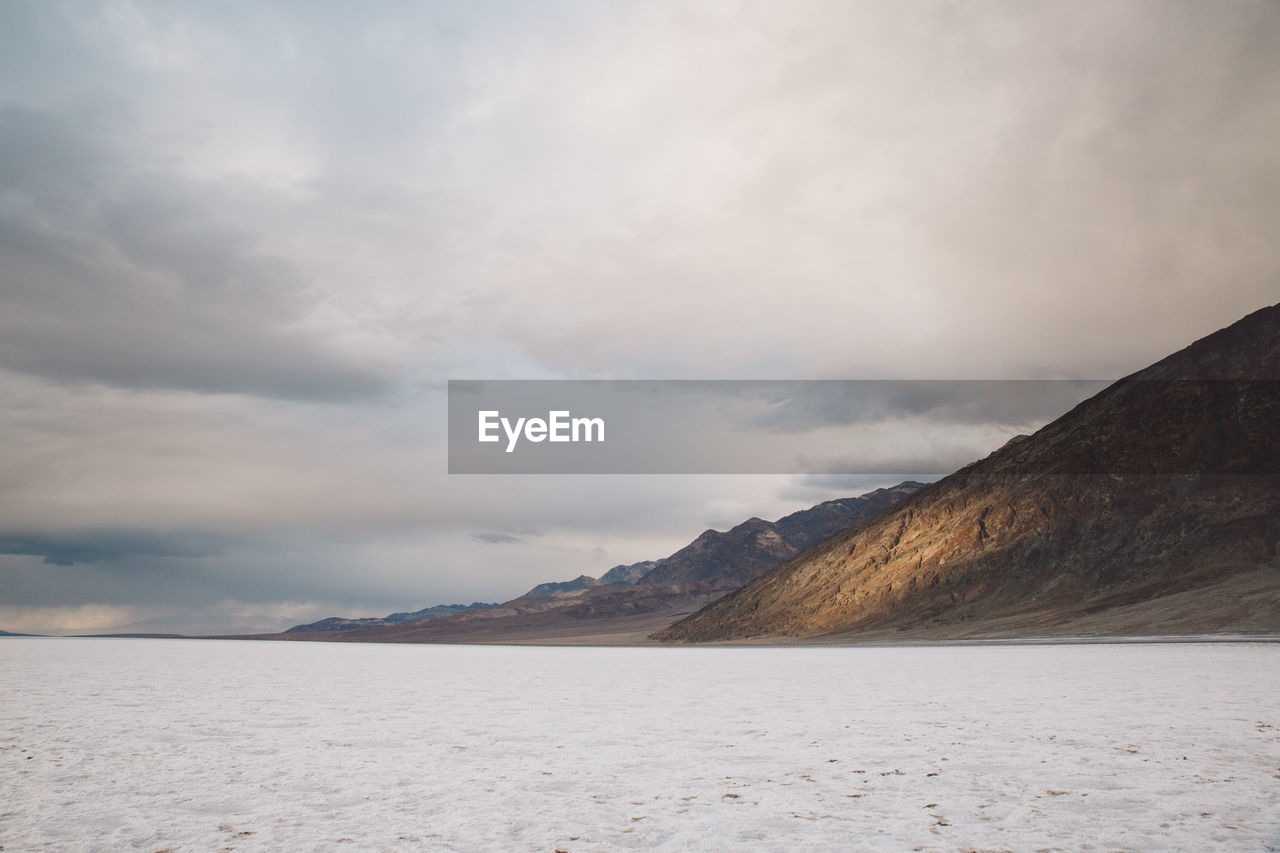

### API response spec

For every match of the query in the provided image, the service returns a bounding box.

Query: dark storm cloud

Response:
[0,529,228,566]
[0,103,393,400]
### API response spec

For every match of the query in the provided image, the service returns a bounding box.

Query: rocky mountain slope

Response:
[655,304,1280,642]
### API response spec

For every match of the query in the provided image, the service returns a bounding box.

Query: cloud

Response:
[415,0,1280,380]
[0,530,226,566]
[0,603,141,635]
[0,103,397,401]
[472,532,523,545]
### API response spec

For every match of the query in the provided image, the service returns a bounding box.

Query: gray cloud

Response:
[725,381,1111,432]
[0,529,227,566]
[472,532,523,545]
[0,104,395,401]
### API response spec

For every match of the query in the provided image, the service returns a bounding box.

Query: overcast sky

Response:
[2,1,1278,634]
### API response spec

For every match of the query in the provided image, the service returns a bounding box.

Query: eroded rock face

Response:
[656,304,1280,642]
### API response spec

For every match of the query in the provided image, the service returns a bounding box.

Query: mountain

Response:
[638,486,924,594]
[520,560,664,598]
[269,482,922,643]
[285,602,499,634]
[599,560,663,586]
[655,304,1280,642]
[511,487,922,606]
[520,575,601,598]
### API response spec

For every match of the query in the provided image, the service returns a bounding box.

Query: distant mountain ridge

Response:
[520,575,601,598]
[286,602,499,633]
[637,487,926,594]
[656,304,1280,642]
[512,486,926,604]
[519,560,664,598]
[277,482,924,641]
[600,560,663,586]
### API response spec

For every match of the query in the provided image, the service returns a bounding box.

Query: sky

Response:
[1,0,1278,634]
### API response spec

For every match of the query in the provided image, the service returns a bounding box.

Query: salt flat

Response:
[2,639,1277,851]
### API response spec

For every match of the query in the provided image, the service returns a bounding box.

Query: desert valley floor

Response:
[2,638,1278,851]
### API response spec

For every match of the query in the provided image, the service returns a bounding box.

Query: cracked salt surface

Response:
[2,639,1278,851]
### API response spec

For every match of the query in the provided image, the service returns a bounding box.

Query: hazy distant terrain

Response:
[285,602,500,634]
[3,639,1277,851]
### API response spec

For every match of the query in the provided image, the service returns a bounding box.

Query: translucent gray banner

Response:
[447,379,1114,474]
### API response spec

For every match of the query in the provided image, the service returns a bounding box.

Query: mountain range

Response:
[277,482,923,642]
[285,602,501,633]
[656,303,1280,642]
[12,309,1275,645]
